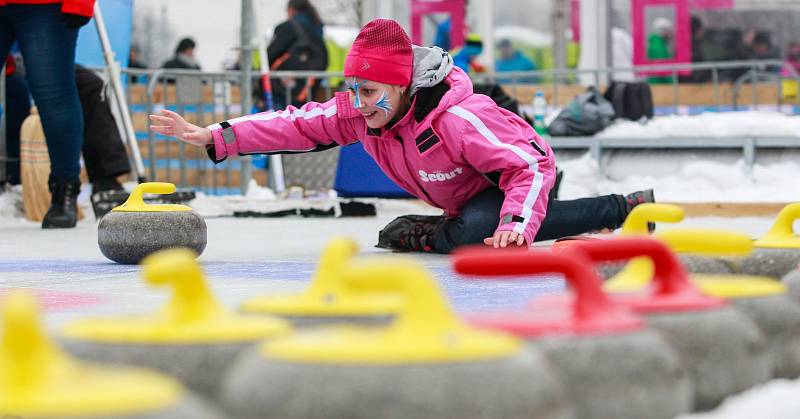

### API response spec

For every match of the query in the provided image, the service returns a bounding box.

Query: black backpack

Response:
[603,81,654,121]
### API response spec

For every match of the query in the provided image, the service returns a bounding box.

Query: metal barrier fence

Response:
[1,59,798,192]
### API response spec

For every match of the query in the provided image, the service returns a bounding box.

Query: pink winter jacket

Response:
[206,67,556,245]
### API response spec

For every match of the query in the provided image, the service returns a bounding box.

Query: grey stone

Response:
[782,269,800,301]
[645,306,772,411]
[61,339,253,401]
[738,248,800,279]
[221,347,574,419]
[532,329,692,419]
[678,254,736,274]
[97,211,207,264]
[596,255,735,282]
[732,295,800,378]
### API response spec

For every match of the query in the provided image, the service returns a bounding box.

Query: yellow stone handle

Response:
[656,229,753,256]
[306,238,359,296]
[621,203,685,235]
[114,182,191,212]
[342,259,462,337]
[141,248,223,323]
[755,203,800,248]
[0,291,73,391]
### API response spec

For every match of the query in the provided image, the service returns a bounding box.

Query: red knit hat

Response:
[344,19,413,86]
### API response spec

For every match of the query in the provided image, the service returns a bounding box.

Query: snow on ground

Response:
[557,152,800,203]
[597,111,800,139]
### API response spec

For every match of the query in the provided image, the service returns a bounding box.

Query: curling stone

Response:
[0,291,224,419]
[737,203,800,279]
[453,247,692,419]
[240,237,401,327]
[221,258,574,419]
[592,203,687,280]
[60,248,292,400]
[647,229,800,379]
[574,237,772,411]
[783,267,800,301]
[606,229,753,293]
[98,182,206,264]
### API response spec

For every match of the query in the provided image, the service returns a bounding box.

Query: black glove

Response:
[62,13,91,29]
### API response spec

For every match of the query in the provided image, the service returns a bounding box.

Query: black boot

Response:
[616,189,656,231]
[376,214,445,252]
[42,177,81,229]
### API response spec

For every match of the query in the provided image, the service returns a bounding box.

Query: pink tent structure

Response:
[631,0,733,75]
[409,0,466,49]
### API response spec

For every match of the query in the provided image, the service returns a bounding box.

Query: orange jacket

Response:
[0,0,95,17]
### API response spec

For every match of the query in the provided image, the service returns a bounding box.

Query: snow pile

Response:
[677,379,800,419]
[597,112,800,139]
[558,152,800,202]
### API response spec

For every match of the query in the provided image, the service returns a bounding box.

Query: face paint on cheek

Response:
[374,90,393,116]
[346,78,364,109]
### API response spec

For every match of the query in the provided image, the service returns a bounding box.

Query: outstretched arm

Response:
[149,109,212,147]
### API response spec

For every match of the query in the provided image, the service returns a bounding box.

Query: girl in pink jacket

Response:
[150,18,653,253]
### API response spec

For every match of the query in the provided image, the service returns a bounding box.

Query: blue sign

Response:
[75,0,134,68]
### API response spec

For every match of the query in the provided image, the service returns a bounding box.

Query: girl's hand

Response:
[149,109,213,147]
[483,231,526,249]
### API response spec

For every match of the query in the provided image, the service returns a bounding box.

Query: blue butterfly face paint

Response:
[346,78,364,109]
[374,90,393,116]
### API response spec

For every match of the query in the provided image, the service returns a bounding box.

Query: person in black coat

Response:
[162,38,201,70]
[265,0,328,110]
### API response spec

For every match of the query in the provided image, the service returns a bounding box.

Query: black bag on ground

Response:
[603,81,654,121]
[548,87,615,137]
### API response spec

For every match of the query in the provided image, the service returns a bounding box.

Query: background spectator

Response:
[162,37,201,70]
[451,33,485,74]
[648,17,674,84]
[782,41,800,76]
[495,38,538,83]
[266,0,328,110]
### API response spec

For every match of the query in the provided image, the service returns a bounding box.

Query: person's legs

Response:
[15,4,83,181]
[4,74,31,184]
[432,187,505,254]
[13,4,83,228]
[74,65,130,189]
[534,195,626,241]
[0,8,18,183]
[378,187,654,254]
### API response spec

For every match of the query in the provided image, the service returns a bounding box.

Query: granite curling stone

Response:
[576,237,772,412]
[657,229,800,379]
[0,291,225,419]
[59,248,292,400]
[98,182,206,264]
[222,258,574,419]
[240,237,401,328]
[591,203,686,281]
[737,203,800,279]
[783,267,800,301]
[454,246,691,419]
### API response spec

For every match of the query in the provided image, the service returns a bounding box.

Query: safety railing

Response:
[2,59,798,190]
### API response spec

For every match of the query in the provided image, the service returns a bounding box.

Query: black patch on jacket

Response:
[415,127,441,153]
[366,127,382,137]
[484,171,501,185]
[412,82,451,122]
[529,140,547,156]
